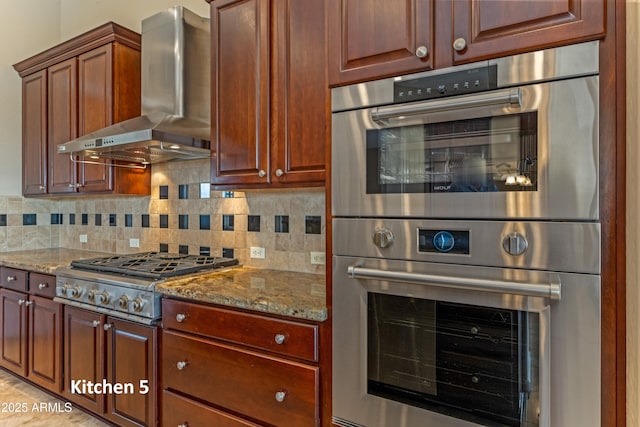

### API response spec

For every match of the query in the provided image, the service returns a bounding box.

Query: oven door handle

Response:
[347,265,561,300]
[370,88,522,122]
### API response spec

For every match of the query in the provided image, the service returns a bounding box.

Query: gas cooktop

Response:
[70,251,239,280]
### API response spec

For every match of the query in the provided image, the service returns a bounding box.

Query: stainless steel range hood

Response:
[57,6,211,164]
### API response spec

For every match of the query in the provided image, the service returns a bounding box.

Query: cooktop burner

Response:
[70,252,239,280]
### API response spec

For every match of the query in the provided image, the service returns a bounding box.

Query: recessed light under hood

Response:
[58,6,211,165]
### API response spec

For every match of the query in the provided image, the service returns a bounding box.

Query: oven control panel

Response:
[418,229,469,255]
[394,65,497,103]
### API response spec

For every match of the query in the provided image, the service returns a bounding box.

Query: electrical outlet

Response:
[129,238,140,248]
[79,234,88,243]
[250,246,266,259]
[310,251,326,265]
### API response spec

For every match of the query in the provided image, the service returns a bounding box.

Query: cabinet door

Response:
[105,317,156,427]
[0,289,28,376]
[63,306,105,413]
[211,0,270,186]
[77,44,114,192]
[48,58,78,193]
[271,0,327,185]
[327,0,434,86]
[21,70,48,195]
[28,296,62,393]
[449,0,605,64]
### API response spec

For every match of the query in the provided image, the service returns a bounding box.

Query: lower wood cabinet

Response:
[161,298,320,427]
[63,306,157,427]
[0,278,62,394]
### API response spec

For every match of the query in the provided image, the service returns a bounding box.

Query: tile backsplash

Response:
[0,159,326,273]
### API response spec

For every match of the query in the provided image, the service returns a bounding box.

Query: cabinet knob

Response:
[453,37,467,52]
[275,391,287,403]
[24,301,33,307]
[92,320,101,328]
[17,299,25,305]
[176,361,188,370]
[176,313,187,323]
[177,424,189,427]
[258,169,267,178]
[7,276,17,282]
[103,323,113,331]
[415,45,428,58]
[38,185,45,191]
[38,283,48,290]
[67,183,81,188]
[274,334,286,345]
[275,168,284,177]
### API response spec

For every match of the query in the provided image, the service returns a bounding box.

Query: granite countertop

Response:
[0,248,112,275]
[0,249,327,322]
[156,266,327,322]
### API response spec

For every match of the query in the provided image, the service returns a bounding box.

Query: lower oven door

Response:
[332,256,600,427]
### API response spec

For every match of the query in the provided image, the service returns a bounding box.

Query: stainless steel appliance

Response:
[55,252,238,324]
[331,42,601,427]
[57,6,211,164]
[331,41,599,220]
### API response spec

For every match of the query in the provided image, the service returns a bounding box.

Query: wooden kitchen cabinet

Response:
[13,22,150,197]
[209,0,327,188]
[161,298,320,427]
[0,271,63,394]
[327,0,434,86]
[328,0,606,86]
[63,306,157,427]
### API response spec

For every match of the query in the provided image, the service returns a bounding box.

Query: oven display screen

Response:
[418,229,469,254]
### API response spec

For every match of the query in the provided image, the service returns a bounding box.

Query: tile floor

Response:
[0,369,109,426]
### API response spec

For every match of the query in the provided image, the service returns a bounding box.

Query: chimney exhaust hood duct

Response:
[57,6,211,165]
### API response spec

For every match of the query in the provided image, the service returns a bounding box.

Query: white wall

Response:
[628,2,640,425]
[0,0,209,196]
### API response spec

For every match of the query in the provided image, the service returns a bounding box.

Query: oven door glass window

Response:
[368,293,540,426]
[366,112,537,194]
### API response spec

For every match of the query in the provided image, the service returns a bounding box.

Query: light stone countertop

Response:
[0,249,328,322]
[156,266,328,322]
[0,248,112,275]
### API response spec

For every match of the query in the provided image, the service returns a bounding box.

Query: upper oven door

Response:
[331,75,598,220]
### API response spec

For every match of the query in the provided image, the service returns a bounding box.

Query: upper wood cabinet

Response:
[328,0,434,87]
[210,0,328,188]
[329,0,605,86]
[13,23,150,197]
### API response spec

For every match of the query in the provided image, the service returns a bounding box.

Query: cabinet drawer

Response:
[29,273,56,298]
[0,268,28,292]
[163,330,319,427]
[162,390,261,427]
[163,299,318,362]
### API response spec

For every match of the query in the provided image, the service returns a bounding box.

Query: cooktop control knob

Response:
[373,228,394,249]
[502,232,528,256]
[88,289,98,302]
[118,295,129,310]
[132,297,145,312]
[98,291,110,305]
[69,286,83,298]
[57,283,71,297]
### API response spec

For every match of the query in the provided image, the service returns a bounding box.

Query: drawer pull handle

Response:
[274,334,286,345]
[7,276,17,282]
[38,283,48,289]
[176,361,188,370]
[176,313,187,322]
[275,391,287,402]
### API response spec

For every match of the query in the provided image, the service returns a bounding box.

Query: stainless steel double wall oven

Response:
[331,42,601,427]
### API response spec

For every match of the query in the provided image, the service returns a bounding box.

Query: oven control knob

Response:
[502,232,528,256]
[57,283,71,297]
[69,286,83,298]
[88,289,98,302]
[118,295,129,310]
[98,291,111,305]
[132,297,145,312]
[373,228,394,249]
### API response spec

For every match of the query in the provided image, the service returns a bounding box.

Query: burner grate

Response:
[70,252,239,279]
